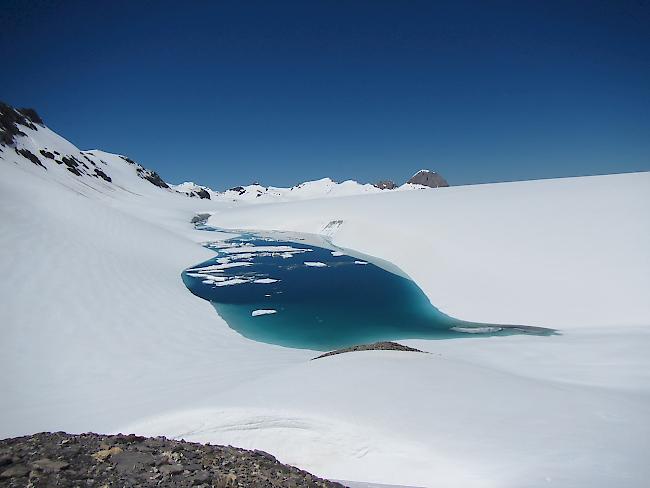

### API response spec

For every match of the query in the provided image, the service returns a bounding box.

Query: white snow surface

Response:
[209,172,650,328]
[1,118,650,487]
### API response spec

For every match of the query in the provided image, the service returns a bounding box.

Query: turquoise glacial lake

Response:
[182,226,552,350]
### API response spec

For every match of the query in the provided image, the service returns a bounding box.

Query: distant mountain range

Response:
[0,102,448,203]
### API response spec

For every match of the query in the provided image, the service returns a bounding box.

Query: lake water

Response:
[182,226,553,350]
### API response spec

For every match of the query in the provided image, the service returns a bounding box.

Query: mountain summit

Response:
[407,169,449,188]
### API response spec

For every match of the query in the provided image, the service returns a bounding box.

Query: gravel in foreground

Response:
[0,432,345,487]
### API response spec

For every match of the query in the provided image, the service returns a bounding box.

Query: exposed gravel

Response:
[0,432,346,487]
[312,341,426,360]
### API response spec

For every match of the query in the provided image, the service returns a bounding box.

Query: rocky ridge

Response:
[0,432,345,487]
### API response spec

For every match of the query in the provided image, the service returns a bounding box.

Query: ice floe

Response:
[223,245,311,255]
[451,326,503,334]
[186,262,253,273]
[251,309,277,317]
[214,278,251,287]
[304,261,328,267]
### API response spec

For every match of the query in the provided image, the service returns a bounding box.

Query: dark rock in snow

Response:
[191,213,211,224]
[0,101,37,146]
[137,167,170,188]
[94,168,112,182]
[313,341,426,360]
[193,188,211,199]
[15,148,45,169]
[229,186,247,195]
[120,155,137,166]
[374,180,397,190]
[17,107,44,126]
[407,169,449,188]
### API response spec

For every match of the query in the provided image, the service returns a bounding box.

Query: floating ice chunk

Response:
[354,260,369,265]
[208,241,242,250]
[254,278,280,284]
[187,262,253,273]
[188,273,228,280]
[223,245,311,255]
[213,278,251,287]
[330,251,345,256]
[252,309,277,317]
[234,253,256,260]
[304,261,327,267]
[451,326,503,334]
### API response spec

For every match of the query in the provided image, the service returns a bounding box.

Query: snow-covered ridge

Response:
[1,102,443,205]
[0,102,189,200]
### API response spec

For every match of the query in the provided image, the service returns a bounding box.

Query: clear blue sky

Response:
[2,0,648,190]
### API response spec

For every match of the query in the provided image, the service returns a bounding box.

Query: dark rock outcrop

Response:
[17,107,44,126]
[191,213,212,224]
[374,180,397,190]
[312,341,426,360]
[137,167,169,188]
[94,168,112,182]
[1,102,35,145]
[120,155,170,189]
[0,432,344,487]
[407,169,449,188]
[15,148,45,169]
[186,188,211,199]
[39,150,55,160]
[229,186,247,195]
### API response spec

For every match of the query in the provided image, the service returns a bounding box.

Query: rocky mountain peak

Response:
[407,169,449,188]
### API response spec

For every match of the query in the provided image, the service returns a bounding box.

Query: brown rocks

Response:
[91,446,123,462]
[30,458,70,472]
[0,464,30,478]
[0,432,345,487]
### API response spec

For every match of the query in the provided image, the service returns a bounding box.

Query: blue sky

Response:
[1,0,648,190]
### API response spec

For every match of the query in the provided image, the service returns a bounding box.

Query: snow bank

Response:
[209,172,650,329]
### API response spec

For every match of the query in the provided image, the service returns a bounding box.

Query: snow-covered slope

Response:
[209,172,650,329]
[2,103,650,487]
